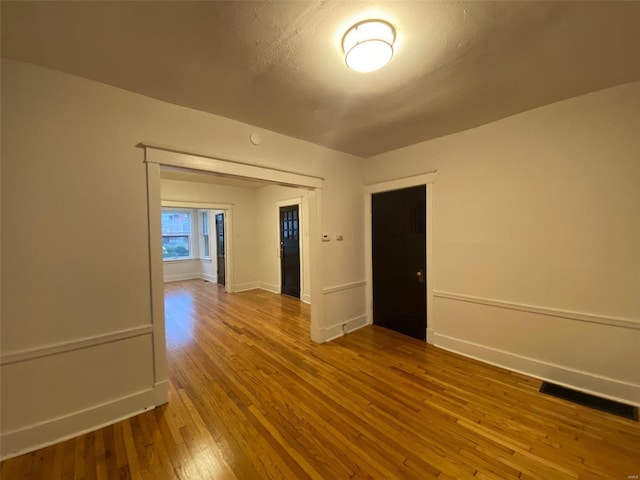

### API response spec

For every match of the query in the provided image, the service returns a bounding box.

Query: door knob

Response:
[416,270,424,283]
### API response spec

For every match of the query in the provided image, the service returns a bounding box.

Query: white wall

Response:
[163,259,203,282]
[365,81,640,405]
[0,59,366,459]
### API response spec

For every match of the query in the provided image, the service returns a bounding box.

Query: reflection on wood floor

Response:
[2,279,639,479]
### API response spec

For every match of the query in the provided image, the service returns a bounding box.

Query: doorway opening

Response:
[372,185,426,340]
[364,172,435,344]
[279,204,301,298]
[214,212,226,287]
[143,144,325,402]
[276,194,309,301]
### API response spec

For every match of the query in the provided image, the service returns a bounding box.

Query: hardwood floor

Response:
[2,279,639,479]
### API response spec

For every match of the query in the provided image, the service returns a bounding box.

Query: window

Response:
[161,210,192,259]
[199,211,210,259]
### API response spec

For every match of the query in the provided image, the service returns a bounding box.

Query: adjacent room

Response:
[159,167,313,301]
[1,1,639,478]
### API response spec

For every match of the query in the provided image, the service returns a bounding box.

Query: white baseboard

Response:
[426,327,436,345]
[433,290,639,330]
[232,281,260,293]
[257,282,311,304]
[255,283,310,304]
[259,282,280,294]
[0,384,162,461]
[165,273,216,283]
[433,332,640,407]
[154,379,169,405]
[163,273,201,283]
[321,314,368,343]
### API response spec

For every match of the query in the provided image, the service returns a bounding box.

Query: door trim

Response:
[275,197,308,303]
[141,143,323,188]
[364,172,436,344]
[214,211,227,288]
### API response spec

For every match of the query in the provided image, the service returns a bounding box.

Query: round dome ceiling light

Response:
[342,20,395,73]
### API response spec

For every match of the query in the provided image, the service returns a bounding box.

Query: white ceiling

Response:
[2,1,640,157]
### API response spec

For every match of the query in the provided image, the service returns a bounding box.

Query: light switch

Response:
[322,234,331,242]
[336,234,344,241]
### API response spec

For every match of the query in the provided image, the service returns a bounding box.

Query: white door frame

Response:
[143,144,325,405]
[161,201,233,291]
[364,172,436,344]
[212,210,229,289]
[275,196,309,303]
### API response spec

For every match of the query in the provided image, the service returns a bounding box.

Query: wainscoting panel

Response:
[0,334,156,460]
[432,292,640,406]
[1,388,157,461]
[0,325,153,366]
[322,281,367,342]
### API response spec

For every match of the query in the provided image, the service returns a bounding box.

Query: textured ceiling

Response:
[2,1,640,157]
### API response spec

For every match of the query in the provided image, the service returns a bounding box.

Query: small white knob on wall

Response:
[250,133,263,145]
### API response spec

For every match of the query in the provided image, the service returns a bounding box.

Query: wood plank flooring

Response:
[2,279,639,479]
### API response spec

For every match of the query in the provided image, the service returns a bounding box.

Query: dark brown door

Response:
[215,213,225,286]
[372,185,426,340]
[279,205,300,298]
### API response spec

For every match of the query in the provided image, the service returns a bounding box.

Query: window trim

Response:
[198,210,211,261]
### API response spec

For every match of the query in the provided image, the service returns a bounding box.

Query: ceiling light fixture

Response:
[342,20,395,73]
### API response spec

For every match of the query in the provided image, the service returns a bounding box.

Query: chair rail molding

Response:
[433,290,640,330]
[0,325,154,366]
